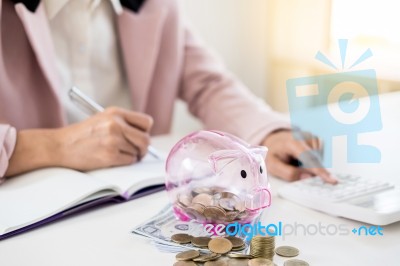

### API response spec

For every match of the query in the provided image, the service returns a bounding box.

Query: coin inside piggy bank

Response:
[165,130,271,224]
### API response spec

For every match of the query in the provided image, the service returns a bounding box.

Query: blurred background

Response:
[171,0,400,135]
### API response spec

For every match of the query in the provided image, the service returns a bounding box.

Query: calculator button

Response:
[290,175,395,202]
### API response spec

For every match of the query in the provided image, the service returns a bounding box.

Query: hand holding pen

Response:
[4,87,161,176]
[69,86,161,159]
[44,86,162,172]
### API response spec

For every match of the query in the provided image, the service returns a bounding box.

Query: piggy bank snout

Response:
[245,187,271,211]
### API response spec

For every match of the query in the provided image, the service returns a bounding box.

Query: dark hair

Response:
[10,0,146,13]
[10,0,40,12]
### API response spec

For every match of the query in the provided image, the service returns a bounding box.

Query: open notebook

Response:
[0,155,165,240]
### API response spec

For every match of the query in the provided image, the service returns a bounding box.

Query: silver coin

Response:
[275,246,299,257]
[192,187,213,197]
[219,198,237,211]
[284,259,309,266]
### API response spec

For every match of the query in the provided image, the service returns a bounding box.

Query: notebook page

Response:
[0,168,116,235]
[88,155,166,198]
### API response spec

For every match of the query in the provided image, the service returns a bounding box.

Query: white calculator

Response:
[278,174,400,225]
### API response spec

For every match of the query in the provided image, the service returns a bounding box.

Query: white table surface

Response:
[1,92,400,266]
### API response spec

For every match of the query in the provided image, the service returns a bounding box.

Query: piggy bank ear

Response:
[250,146,268,159]
[208,150,243,173]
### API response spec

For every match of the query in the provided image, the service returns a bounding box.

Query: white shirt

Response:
[44,0,132,123]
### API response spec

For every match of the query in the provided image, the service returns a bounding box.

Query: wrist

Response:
[262,129,291,146]
[35,128,63,168]
[6,129,62,176]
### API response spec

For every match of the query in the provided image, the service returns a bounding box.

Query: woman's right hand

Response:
[6,107,153,176]
[55,107,153,170]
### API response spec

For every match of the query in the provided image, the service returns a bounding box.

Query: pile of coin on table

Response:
[175,187,250,223]
[171,233,309,266]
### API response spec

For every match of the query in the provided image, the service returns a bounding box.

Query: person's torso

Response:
[0,0,183,135]
[45,0,132,123]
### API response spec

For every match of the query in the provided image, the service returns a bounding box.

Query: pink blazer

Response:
[0,0,289,180]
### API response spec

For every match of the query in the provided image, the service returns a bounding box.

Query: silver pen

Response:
[69,86,162,160]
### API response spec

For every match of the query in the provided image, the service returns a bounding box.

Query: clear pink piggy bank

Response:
[165,130,271,224]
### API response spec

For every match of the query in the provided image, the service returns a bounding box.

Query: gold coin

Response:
[176,199,187,210]
[253,234,274,240]
[191,236,212,247]
[212,187,225,193]
[248,258,274,266]
[192,187,213,197]
[203,206,226,222]
[234,201,246,212]
[173,261,197,266]
[225,236,245,248]
[178,194,192,207]
[224,211,239,222]
[218,191,240,199]
[185,203,206,220]
[227,253,253,259]
[227,258,249,266]
[193,252,221,262]
[250,235,275,260]
[204,258,229,266]
[203,206,227,221]
[275,246,299,257]
[192,193,213,206]
[171,233,193,244]
[231,244,246,251]
[235,211,248,219]
[208,238,233,254]
[283,259,310,266]
[175,250,200,261]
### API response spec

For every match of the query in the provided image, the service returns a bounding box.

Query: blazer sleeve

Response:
[0,124,17,183]
[178,27,290,145]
